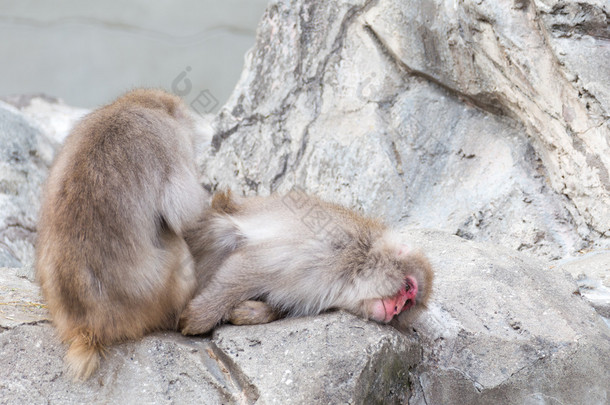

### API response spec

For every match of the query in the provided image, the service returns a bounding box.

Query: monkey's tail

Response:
[65,329,104,381]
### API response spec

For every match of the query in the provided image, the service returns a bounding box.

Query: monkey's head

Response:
[115,88,212,152]
[346,238,434,325]
[116,88,199,130]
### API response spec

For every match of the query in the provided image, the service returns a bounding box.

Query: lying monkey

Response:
[180,189,434,335]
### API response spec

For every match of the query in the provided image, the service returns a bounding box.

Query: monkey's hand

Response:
[179,295,221,335]
[180,252,284,334]
[228,300,280,325]
[180,253,257,335]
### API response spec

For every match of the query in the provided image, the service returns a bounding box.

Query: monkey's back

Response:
[36,90,201,345]
[209,192,388,315]
[226,192,385,247]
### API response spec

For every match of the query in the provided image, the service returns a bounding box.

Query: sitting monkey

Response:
[36,89,206,380]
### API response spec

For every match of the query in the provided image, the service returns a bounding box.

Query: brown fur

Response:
[228,300,281,325]
[36,89,205,380]
[211,189,239,214]
[180,190,434,335]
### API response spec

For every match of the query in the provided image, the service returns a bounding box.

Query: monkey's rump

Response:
[35,89,205,380]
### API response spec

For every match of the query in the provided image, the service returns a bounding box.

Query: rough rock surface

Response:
[199,0,610,261]
[0,101,54,267]
[195,0,610,329]
[558,250,610,319]
[0,266,420,404]
[2,230,609,404]
[0,267,47,328]
[2,0,610,403]
[0,96,86,268]
[403,229,610,405]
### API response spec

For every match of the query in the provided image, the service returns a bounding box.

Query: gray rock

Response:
[0,267,48,329]
[213,312,419,404]
[200,0,609,260]
[538,0,610,110]
[2,230,609,404]
[401,229,610,405]
[0,265,419,404]
[0,97,87,268]
[0,102,51,267]
[195,1,610,379]
[363,0,610,237]
[1,94,89,162]
[558,250,610,319]
[0,325,252,405]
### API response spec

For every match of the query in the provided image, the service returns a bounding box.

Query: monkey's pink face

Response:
[367,277,418,323]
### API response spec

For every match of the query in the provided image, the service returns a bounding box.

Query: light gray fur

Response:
[181,191,433,335]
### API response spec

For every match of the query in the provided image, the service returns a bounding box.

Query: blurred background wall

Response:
[0,0,269,109]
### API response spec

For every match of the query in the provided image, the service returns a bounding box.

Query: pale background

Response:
[0,0,269,109]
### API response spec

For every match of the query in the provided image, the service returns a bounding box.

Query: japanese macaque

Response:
[36,89,206,380]
[180,190,434,335]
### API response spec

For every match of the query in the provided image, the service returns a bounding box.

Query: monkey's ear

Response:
[397,245,410,257]
[375,232,409,258]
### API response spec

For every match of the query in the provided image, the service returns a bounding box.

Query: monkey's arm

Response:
[159,166,205,235]
[180,252,263,335]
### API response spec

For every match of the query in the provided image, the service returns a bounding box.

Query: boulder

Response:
[2,229,609,404]
[558,251,610,320]
[0,267,420,404]
[199,0,610,260]
[1,0,610,402]
[0,101,53,267]
[403,229,610,405]
[0,96,86,268]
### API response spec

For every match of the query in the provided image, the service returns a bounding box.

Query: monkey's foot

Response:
[228,300,280,325]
